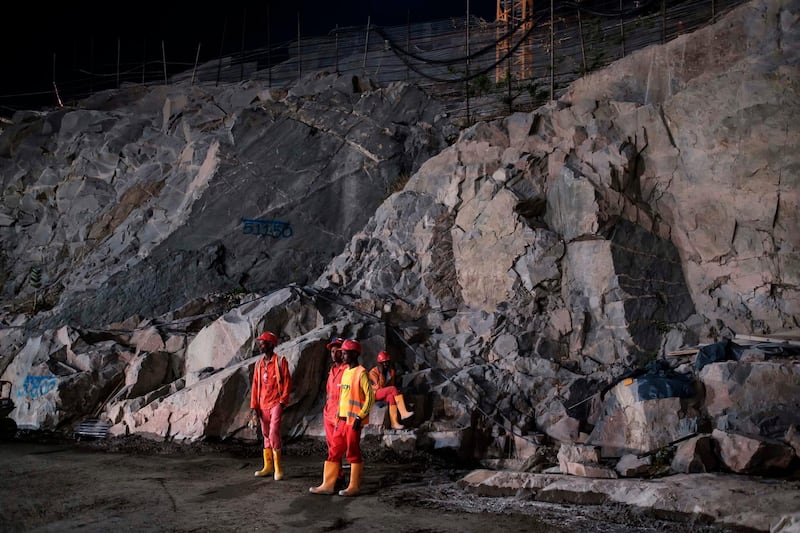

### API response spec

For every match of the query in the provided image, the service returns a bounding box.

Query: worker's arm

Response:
[249,358,261,410]
[279,357,292,406]
[368,367,380,390]
[357,370,375,419]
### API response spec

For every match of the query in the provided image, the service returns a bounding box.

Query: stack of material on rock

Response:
[74,418,111,440]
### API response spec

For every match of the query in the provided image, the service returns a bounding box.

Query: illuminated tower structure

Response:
[495,0,534,82]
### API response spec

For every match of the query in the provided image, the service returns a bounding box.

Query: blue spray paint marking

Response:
[241,218,293,238]
[21,375,58,399]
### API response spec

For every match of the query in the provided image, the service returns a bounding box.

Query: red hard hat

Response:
[326,337,344,350]
[257,332,278,345]
[377,351,390,363]
[340,339,361,354]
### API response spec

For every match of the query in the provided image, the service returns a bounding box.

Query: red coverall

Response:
[328,366,374,464]
[324,363,347,451]
[368,365,401,405]
[250,353,291,449]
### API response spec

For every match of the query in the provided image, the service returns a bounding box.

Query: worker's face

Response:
[379,361,390,371]
[331,347,343,364]
[259,340,274,354]
[342,350,358,365]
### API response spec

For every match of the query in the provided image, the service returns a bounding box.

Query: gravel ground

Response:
[0,431,730,532]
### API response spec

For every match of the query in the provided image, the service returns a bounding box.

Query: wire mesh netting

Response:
[3,0,748,124]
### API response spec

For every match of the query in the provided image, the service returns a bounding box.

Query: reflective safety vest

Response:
[338,366,374,424]
[368,365,396,390]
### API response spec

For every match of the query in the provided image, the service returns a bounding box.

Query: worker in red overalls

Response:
[250,331,292,481]
[369,351,414,430]
[323,337,348,490]
[309,339,374,497]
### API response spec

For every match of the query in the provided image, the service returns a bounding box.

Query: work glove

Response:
[352,416,362,431]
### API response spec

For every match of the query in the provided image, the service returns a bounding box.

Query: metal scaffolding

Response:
[495,0,534,82]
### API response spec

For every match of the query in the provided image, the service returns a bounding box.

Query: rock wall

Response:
[0,74,455,328]
[563,0,800,334]
[315,0,799,438]
[0,0,797,466]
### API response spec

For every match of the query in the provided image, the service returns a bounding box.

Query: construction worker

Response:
[323,337,348,490]
[369,351,414,430]
[250,331,292,481]
[309,338,374,497]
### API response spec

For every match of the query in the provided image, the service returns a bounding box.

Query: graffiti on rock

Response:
[20,375,58,399]
[241,218,293,238]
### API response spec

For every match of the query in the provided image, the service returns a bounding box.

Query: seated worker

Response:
[368,351,414,430]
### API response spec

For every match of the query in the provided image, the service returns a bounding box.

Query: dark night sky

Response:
[0,1,498,116]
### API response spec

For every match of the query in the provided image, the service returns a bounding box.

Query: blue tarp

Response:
[694,339,745,371]
[603,359,695,401]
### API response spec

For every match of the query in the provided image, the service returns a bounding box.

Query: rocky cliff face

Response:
[0,75,455,328]
[314,0,798,436]
[0,0,797,479]
[564,0,800,336]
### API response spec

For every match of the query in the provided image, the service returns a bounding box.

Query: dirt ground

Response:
[0,432,728,533]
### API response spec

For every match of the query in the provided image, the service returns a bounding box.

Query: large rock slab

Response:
[712,428,796,475]
[700,360,800,438]
[587,375,701,456]
[459,469,800,532]
[0,329,127,429]
[110,327,333,440]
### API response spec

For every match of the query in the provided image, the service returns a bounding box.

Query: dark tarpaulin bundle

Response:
[694,339,747,371]
[603,359,695,402]
[694,337,800,371]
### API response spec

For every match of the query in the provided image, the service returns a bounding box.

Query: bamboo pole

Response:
[161,40,167,84]
[52,54,63,107]
[191,43,201,85]
[297,11,301,77]
[90,36,94,94]
[507,3,512,114]
[363,16,371,70]
[620,0,625,58]
[577,5,586,73]
[240,7,247,81]
[116,37,120,88]
[267,3,272,87]
[406,10,410,81]
[549,0,554,101]
[465,0,470,125]
[216,17,227,86]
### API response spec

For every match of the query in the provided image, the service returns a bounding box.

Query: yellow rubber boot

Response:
[389,405,405,430]
[273,449,284,481]
[395,394,414,420]
[309,461,340,494]
[338,462,363,497]
[254,448,274,477]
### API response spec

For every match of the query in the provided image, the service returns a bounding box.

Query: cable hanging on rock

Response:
[375,14,544,85]
[294,283,541,450]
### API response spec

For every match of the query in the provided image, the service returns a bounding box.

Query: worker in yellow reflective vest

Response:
[309,338,374,496]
